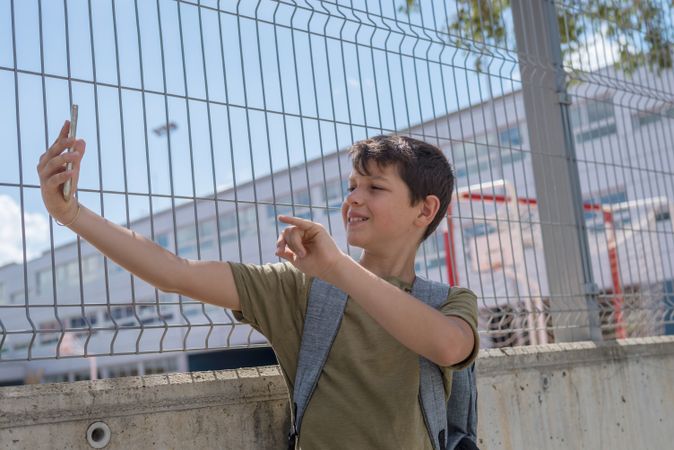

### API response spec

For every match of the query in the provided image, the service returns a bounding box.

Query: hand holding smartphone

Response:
[62,104,78,201]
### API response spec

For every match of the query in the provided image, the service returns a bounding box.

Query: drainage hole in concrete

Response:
[87,421,111,448]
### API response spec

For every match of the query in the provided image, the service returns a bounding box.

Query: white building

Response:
[2,67,673,385]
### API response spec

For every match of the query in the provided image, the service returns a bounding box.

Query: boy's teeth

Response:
[350,217,367,222]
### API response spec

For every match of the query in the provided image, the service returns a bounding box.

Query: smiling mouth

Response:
[348,217,369,223]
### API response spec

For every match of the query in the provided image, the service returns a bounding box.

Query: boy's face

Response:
[341,161,425,251]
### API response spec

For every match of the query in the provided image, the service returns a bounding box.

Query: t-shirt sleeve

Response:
[228,261,310,346]
[440,287,479,370]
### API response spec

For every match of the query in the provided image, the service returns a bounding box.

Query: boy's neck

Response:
[358,249,417,284]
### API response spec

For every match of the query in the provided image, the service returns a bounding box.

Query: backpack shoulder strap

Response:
[413,276,479,450]
[446,363,478,449]
[289,277,348,449]
[412,276,451,450]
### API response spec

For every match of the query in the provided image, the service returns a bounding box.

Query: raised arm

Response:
[37,120,240,310]
[275,215,475,367]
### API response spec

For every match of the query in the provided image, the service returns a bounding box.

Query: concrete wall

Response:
[1,337,673,449]
[0,367,289,450]
[476,337,673,449]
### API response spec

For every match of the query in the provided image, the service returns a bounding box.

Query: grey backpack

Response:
[288,277,478,450]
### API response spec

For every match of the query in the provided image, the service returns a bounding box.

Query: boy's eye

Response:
[346,185,384,192]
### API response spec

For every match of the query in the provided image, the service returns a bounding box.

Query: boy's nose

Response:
[345,189,362,205]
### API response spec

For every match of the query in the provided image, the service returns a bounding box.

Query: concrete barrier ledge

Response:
[476,335,674,374]
[475,336,674,449]
[2,337,673,449]
[0,366,288,429]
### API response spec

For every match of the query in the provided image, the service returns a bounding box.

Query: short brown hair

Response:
[348,135,454,241]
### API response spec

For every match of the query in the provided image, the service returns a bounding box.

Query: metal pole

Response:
[511,0,602,341]
[444,212,459,286]
[602,210,626,339]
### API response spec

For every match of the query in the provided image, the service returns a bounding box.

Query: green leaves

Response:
[401,0,673,75]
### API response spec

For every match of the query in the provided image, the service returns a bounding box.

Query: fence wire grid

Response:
[1,0,673,382]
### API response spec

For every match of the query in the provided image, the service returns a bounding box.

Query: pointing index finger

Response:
[278,215,314,230]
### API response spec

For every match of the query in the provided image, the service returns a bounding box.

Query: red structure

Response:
[444,187,626,339]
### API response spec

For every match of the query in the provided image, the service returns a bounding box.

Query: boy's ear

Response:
[415,194,441,228]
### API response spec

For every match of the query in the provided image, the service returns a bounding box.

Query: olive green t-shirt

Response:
[230,262,479,450]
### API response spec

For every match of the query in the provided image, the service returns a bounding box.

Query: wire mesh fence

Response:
[0,0,673,382]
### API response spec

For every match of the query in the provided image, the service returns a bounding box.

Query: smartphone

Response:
[62,104,78,201]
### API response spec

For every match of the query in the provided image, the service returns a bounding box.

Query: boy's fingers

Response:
[47,170,73,188]
[48,121,70,151]
[276,236,286,253]
[43,151,76,174]
[275,247,294,262]
[71,139,85,153]
[71,140,86,171]
[274,233,296,261]
[288,230,306,258]
[278,215,314,230]
[280,227,306,258]
[43,137,76,167]
[53,120,69,145]
[40,139,84,179]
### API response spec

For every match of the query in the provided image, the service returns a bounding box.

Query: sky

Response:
[0,0,521,268]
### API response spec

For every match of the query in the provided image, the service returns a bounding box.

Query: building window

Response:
[54,261,80,288]
[38,320,60,345]
[104,305,135,322]
[200,239,214,251]
[69,316,88,328]
[178,220,215,254]
[499,150,527,167]
[572,97,617,144]
[73,369,102,381]
[416,254,447,272]
[324,179,348,207]
[108,260,125,274]
[632,110,663,128]
[463,222,498,238]
[586,99,614,123]
[219,214,237,232]
[176,226,197,247]
[498,126,522,147]
[139,304,156,315]
[655,211,670,222]
[265,189,313,219]
[295,189,311,207]
[575,123,617,143]
[220,231,239,244]
[198,220,215,238]
[143,357,178,375]
[451,140,493,179]
[36,269,53,295]
[12,340,30,352]
[43,373,69,384]
[266,194,294,218]
[107,364,139,379]
[155,233,170,249]
[238,207,258,231]
[10,291,24,305]
[82,255,101,283]
[568,105,582,127]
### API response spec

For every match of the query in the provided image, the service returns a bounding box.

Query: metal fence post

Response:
[511,0,602,342]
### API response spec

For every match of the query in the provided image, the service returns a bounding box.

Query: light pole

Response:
[152,121,184,354]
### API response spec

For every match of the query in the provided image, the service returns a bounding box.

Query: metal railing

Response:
[1,0,673,380]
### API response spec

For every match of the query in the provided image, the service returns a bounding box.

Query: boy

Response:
[38,123,479,449]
